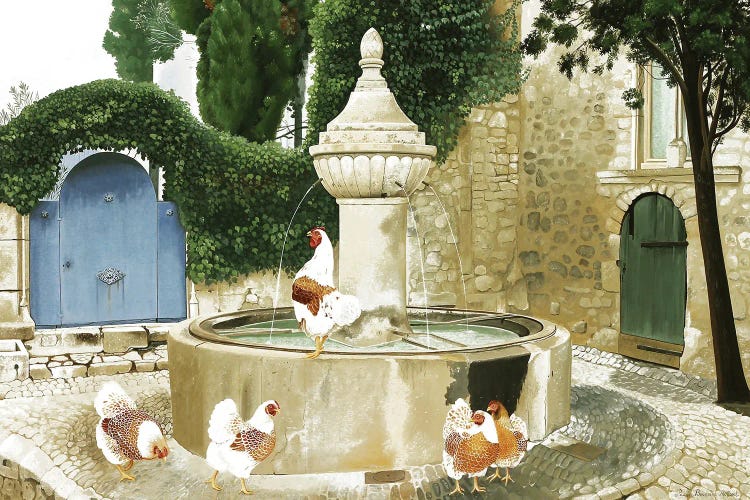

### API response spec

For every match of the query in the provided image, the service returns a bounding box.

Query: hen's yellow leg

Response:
[204,470,222,491]
[448,479,463,495]
[116,463,135,481]
[488,467,502,482]
[472,476,486,493]
[502,468,514,486]
[305,336,327,359]
[122,460,134,472]
[240,478,253,495]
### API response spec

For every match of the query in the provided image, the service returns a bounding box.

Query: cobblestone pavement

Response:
[0,349,748,499]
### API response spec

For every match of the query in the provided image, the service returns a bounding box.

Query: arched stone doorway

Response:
[618,193,687,367]
[30,152,186,327]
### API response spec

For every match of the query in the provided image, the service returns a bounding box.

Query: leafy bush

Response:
[305,0,525,163]
[0,80,333,283]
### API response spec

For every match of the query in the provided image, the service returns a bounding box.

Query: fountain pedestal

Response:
[309,28,436,346]
[334,198,409,345]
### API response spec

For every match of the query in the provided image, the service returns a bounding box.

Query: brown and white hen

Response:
[94,382,169,481]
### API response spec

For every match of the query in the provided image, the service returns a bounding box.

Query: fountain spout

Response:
[309,28,437,346]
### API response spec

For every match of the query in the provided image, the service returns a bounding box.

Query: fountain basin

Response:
[168,307,571,475]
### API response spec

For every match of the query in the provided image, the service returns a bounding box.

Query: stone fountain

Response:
[168,28,571,476]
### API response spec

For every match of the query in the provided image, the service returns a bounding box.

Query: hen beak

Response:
[306,231,312,237]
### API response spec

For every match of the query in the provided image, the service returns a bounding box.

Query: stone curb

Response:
[0,432,102,499]
[572,345,717,399]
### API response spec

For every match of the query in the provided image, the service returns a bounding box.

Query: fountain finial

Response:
[356,28,386,90]
[360,28,383,60]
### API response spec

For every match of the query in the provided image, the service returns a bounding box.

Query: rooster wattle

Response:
[292,226,361,359]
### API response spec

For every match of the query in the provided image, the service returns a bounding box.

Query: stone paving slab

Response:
[0,351,748,499]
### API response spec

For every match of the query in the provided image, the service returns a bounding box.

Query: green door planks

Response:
[620,194,687,346]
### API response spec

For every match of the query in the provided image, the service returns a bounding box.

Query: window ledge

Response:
[597,166,742,184]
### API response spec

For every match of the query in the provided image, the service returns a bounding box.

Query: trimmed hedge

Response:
[0,79,335,283]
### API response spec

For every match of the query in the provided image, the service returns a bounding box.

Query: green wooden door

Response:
[620,194,687,346]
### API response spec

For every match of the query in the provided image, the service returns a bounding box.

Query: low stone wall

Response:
[0,459,54,500]
[22,325,169,382]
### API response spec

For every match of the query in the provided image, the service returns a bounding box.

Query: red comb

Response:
[312,226,326,232]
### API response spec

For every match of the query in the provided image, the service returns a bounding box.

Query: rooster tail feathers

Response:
[208,399,243,444]
[95,382,136,418]
[324,292,361,327]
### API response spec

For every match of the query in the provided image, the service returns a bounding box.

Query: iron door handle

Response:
[62,261,71,269]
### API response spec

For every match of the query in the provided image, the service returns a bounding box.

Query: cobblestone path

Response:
[0,350,748,499]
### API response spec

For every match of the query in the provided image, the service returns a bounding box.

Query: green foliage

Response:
[0,80,334,283]
[104,0,181,82]
[305,0,525,163]
[196,0,297,142]
[168,0,214,34]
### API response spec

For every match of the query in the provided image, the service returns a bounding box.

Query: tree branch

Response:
[708,66,729,143]
[644,37,687,93]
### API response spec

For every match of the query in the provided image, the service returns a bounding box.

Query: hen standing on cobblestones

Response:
[442,398,500,495]
[204,399,280,495]
[94,382,169,481]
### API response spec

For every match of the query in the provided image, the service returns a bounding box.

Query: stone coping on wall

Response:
[596,166,741,184]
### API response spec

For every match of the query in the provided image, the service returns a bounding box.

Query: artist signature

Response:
[669,487,740,499]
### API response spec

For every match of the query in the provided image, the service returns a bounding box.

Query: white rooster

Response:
[204,399,280,495]
[442,398,500,495]
[94,382,169,481]
[292,226,361,359]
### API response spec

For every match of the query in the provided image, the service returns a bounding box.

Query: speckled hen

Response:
[94,382,169,481]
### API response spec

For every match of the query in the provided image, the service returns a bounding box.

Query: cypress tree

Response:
[196,0,297,143]
[103,0,156,82]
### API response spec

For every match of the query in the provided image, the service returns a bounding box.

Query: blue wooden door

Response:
[59,153,158,325]
[31,152,187,326]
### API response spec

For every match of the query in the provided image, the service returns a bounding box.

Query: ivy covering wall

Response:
[306,0,524,163]
[0,80,332,283]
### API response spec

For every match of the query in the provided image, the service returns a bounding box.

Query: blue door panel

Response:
[30,201,60,327]
[59,153,158,325]
[157,201,186,321]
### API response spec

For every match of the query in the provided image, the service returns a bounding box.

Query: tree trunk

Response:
[683,92,750,403]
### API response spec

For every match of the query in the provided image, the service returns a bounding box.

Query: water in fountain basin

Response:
[269,178,322,339]
[214,318,520,352]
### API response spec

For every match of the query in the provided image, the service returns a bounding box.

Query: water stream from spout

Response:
[424,183,470,330]
[269,178,323,340]
[398,184,430,339]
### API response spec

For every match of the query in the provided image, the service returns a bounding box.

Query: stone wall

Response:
[0,459,54,500]
[516,49,633,345]
[407,96,524,312]
[0,203,33,340]
[402,1,750,387]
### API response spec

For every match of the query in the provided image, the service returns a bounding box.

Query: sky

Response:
[0,1,118,111]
